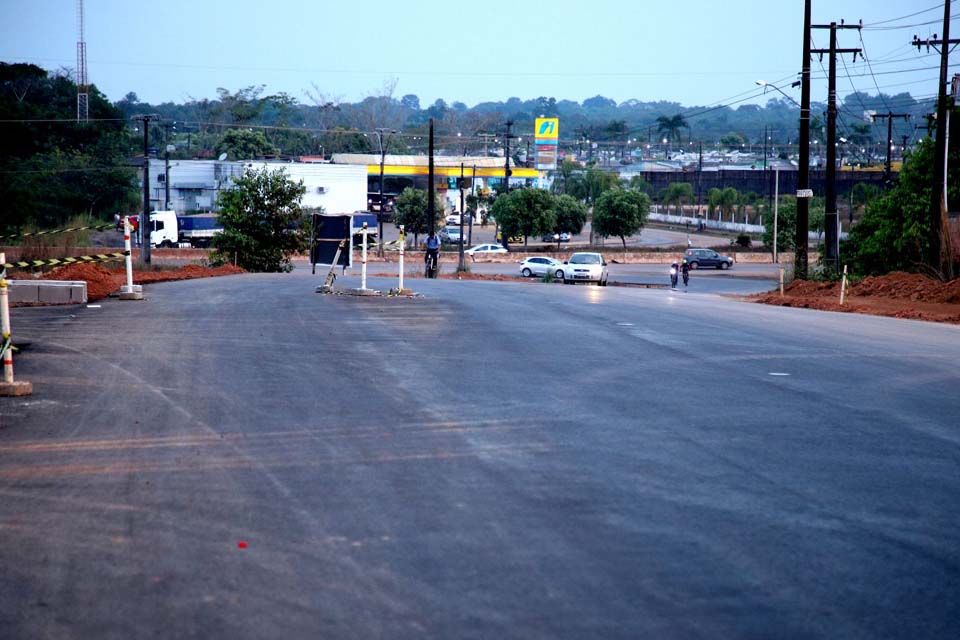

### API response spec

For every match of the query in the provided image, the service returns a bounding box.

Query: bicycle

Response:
[425,249,439,279]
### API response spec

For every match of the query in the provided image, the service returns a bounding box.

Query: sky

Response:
[0,1,955,110]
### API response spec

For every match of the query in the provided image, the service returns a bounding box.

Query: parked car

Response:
[445,213,474,225]
[540,232,572,243]
[560,252,609,285]
[440,226,462,244]
[519,256,564,278]
[684,248,734,270]
[465,243,508,258]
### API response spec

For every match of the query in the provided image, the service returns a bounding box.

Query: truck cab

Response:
[142,210,178,248]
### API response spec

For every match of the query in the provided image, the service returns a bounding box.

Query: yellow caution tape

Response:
[2,251,129,270]
[0,222,117,241]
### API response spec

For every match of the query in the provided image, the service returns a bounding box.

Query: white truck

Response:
[130,211,222,248]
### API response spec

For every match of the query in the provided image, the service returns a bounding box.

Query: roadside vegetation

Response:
[2,59,956,281]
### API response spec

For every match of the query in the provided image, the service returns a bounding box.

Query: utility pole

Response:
[458,163,466,272]
[795,0,813,280]
[428,119,436,239]
[872,112,910,183]
[697,142,703,216]
[812,19,861,273]
[132,114,159,264]
[763,125,770,210]
[374,127,393,257]
[161,121,175,210]
[503,120,515,192]
[913,4,959,276]
[469,165,477,246]
[478,133,495,157]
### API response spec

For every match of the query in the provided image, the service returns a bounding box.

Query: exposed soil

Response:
[747,271,960,324]
[30,262,245,302]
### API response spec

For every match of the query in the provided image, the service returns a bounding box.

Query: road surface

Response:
[2,272,958,639]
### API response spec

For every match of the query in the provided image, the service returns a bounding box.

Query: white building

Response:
[146,159,367,215]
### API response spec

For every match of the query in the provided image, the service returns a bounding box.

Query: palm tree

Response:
[656,114,689,144]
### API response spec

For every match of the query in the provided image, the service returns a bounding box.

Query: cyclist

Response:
[669,261,679,289]
[425,231,441,276]
[681,260,690,288]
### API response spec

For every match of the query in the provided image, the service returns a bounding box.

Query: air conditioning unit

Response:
[316,186,327,194]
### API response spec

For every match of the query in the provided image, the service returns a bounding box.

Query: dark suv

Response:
[684,248,734,270]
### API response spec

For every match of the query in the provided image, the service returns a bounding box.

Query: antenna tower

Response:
[76,0,89,121]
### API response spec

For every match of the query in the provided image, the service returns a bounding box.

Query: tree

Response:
[660,182,694,216]
[550,194,587,249]
[552,194,587,234]
[215,128,278,160]
[708,187,739,222]
[656,114,689,143]
[763,195,824,254]
[0,63,137,231]
[843,136,959,277]
[719,132,747,148]
[214,86,267,125]
[395,187,442,246]
[592,189,650,253]
[738,190,760,224]
[211,167,308,272]
[552,158,582,195]
[848,183,881,223]
[490,188,556,248]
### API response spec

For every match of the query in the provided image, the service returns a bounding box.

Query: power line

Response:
[862,3,943,27]
[863,15,958,31]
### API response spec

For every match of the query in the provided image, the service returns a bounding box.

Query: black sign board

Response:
[311,214,352,267]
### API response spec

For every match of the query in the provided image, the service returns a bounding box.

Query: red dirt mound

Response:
[37,262,245,301]
[749,271,960,324]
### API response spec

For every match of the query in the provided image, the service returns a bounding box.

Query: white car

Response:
[561,252,609,286]
[465,243,508,258]
[519,256,564,278]
[445,214,473,225]
[440,226,462,244]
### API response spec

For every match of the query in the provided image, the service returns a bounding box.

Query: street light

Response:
[755,80,801,108]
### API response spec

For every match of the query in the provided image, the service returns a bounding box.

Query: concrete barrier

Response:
[8,280,88,305]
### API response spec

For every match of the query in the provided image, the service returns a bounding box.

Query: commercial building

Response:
[145,159,368,214]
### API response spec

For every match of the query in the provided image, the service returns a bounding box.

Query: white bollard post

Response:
[119,216,143,300]
[398,225,405,292]
[124,217,133,289]
[0,253,33,396]
[360,222,369,291]
[779,265,785,297]
[839,264,848,306]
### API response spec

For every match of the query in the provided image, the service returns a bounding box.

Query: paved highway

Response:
[2,272,958,639]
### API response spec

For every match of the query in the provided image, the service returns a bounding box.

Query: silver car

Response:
[519,256,564,278]
[561,252,609,286]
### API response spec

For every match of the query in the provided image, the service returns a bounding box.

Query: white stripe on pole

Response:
[124,216,134,290]
[361,222,368,290]
[399,225,405,291]
[0,253,13,383]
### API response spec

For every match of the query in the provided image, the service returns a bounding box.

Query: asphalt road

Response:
[456,261,780,295]
[2,272,958,639]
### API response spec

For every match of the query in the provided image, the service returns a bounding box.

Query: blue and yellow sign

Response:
[535,118,559,141]
[534,118,559,170]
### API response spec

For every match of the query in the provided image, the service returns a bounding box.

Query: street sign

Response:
[796,189,814,198]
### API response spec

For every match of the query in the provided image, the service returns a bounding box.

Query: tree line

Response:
[2,61,955,279]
